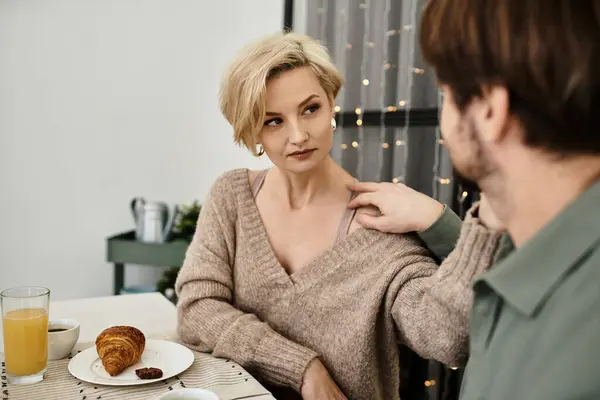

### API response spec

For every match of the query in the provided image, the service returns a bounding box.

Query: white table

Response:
[0,293,178,353]
[1,293,275,400]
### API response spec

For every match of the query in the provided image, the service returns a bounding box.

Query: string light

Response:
[356,0,371,180]
[432,90,453,196]
[376,0,391,182]
[424,380,437,387]
[333,0,444,199]
[319,0,328,46]
[335,0,351,154]
[432,86,443,198]
[340,0,350,86]
[458,188,471,214]
[394,0,418,185]
[432,125,442,199]
[329,1,349,162]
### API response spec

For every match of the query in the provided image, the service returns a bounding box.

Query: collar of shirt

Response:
[474,178,600,317]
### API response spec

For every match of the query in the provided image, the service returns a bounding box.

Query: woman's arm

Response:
[175,172,318,391]
[389,207,503,367]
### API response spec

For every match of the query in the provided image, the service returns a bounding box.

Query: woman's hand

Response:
[346,181,444,233]
[301,359,347,400]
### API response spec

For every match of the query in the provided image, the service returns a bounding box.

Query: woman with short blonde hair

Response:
[176,32,500,400]
[219,32,343,157]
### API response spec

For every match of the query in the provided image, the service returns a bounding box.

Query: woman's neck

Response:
[272,157,353,210]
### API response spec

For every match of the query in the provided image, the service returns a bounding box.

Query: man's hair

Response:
[219,32,342,156]
[420,0,600,155]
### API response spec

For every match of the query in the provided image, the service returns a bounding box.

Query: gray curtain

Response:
[306,2,463,399]
[306,0,454,204]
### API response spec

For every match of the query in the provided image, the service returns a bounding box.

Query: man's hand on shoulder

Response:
[346,181,444,233]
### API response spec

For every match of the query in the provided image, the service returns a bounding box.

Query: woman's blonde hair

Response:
[219,32,343,156]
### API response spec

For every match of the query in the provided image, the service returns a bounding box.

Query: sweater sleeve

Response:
[416,205,462,262]
[390,205,503,367]
[175,171,318,391]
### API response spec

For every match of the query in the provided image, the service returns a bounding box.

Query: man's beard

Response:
[446,119,492,193]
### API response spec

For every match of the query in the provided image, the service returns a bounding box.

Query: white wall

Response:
[293,0,307,34]
[0,0,279,300]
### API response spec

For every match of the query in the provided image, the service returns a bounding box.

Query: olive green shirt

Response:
[420,183,600,399]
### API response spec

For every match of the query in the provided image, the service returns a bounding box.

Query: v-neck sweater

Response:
[249,168,359,244]
[175,169,502,400]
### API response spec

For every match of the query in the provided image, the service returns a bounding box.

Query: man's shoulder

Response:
[465,260,600,399]
[525,285,600,399]
[551,244,600,304]
[534,251,600,356]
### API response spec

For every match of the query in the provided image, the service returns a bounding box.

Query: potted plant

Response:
[156,201,201,302]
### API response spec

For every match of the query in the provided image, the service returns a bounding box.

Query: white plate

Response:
[68,339,195,386]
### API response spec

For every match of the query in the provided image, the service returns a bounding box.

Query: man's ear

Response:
[475,85,510,145]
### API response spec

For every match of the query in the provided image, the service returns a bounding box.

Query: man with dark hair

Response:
[348,0,600,398]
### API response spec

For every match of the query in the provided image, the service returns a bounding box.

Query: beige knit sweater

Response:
[175,169,502,400]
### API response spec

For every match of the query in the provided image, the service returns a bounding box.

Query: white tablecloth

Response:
[0,293,178,351]
[0,293,275,400]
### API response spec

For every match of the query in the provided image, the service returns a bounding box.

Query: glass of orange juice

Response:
[1,286,50,384]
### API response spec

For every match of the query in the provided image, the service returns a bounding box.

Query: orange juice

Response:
[2,308,48,376]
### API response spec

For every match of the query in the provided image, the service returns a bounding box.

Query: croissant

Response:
[95,326,146,376]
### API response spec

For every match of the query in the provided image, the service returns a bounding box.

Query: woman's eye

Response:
[264,118,282,126]
[304,104,320,115]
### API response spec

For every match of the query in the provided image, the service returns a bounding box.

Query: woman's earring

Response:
[331,118,337,131]
[256,144,265,156]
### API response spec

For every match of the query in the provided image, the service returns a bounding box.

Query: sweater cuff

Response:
[253,329,319,392]
[417,205,462,261]
[430,208,504,313]
[455,217,504,284]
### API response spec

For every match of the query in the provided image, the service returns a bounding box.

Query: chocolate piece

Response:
[135,367,163,380]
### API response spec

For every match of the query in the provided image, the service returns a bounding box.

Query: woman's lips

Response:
[288,149,316,160]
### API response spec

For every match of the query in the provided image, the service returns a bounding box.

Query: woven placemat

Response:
[1,348,271,400]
